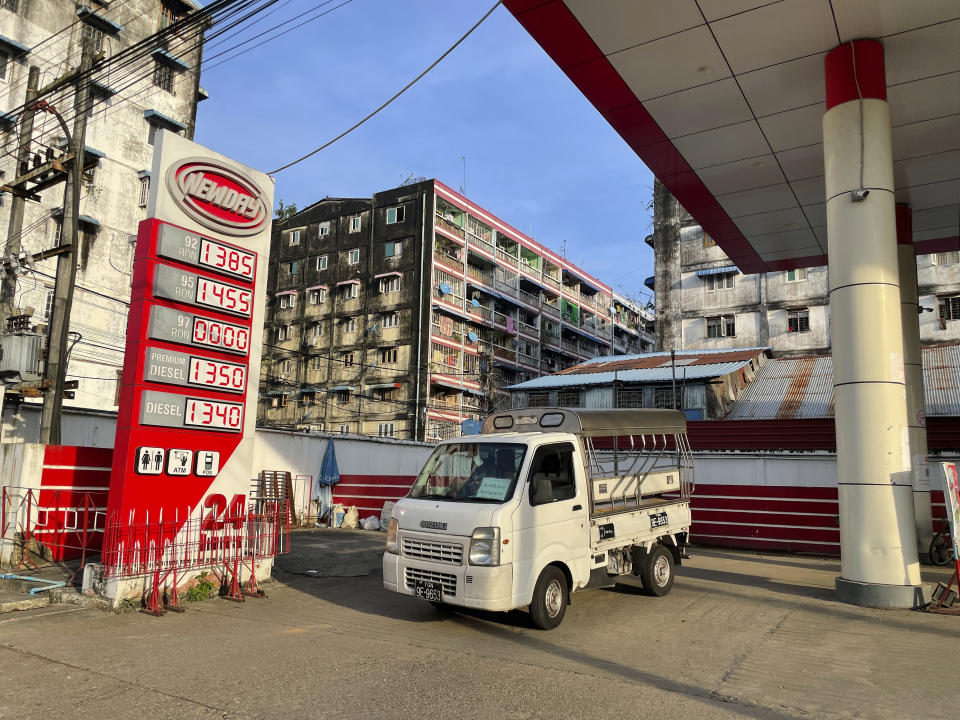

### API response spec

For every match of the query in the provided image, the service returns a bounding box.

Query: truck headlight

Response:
[386,517,398,554]
[469,527,500,566]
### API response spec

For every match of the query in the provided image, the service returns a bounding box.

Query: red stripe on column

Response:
[824,39,886,111]
[43,445,114,468]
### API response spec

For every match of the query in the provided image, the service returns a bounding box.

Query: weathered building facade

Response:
[649,184,960,354]
[0,0,204,416]
[259,180,654,441]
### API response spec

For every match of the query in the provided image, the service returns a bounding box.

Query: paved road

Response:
[1,529,957,720]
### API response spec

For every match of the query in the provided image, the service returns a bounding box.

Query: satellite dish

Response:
[461,419,482,436]
[468,331,478,343]
[439,282,451,295]
[471,297,480,308]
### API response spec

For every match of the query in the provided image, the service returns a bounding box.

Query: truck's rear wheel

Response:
[530,566,568,630]
[639,545,674,597]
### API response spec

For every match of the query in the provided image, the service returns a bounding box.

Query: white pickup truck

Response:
[383,408,694,629]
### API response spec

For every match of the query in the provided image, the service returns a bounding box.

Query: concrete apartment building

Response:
[259,179,654,442]
[649,180,960,354]
[0,0,203,419]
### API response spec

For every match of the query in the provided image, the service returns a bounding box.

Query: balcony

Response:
[542,273,561,290]
[492,344,516,362]
[519,289,539,307]
[562,338,579,354]
[467,218,494,245]
[435,214,465,238]
[468,303,493,323]
[518,321,539,338]
[493,310,508,328]
[518,348,539,367]
[466,264,493,287]
[542,303,560,319]
[543,332,561,349]
[496,247,519,267]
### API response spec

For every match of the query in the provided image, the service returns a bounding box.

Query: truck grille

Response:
[405,567,457,597]
[402,536,464,565]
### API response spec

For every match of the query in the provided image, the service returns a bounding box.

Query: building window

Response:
[308,288,326,305]
[338,423,351,433]
[349,216,361,233]
[318,222,330,236]
[375,387,399,402]
[384,240,402,258]
[276,325,290,342]
[380,347,398,364]
[382,311,399,328]
[310,356,323,370]
[289,230,301,246]
[309,323,322,339]
[706,315,735,338]
[788,308,810,333]
[935,251,959,266]
[528,392,550,408]
[342,352,354,367]
[704,273,735,291]
[344,283,358,299]
[1,0,19,14]
[654,387,681,409]
[786,268,808,282]
[288,260,299,275]
[347,248,360,265]
[378,422,396,438]
[343,318,356,334]
[278,293,295,309]
[379,275,401,294]
[153,61,175,94]
[557,390,581,407]
[703,233,716,247]
[316,255,328,271]
[386,206,405,224]
[0,50,9,82]
[280,359,292,374]
[271,395,287,409]
[334,390,351,405]
[939,294,960,325]
[138,175,150,207]
[81,23,103,53]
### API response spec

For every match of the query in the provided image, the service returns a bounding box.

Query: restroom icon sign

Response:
[135,447,165,475]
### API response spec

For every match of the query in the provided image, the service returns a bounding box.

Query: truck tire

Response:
[529,565,568,630]
[639,545,674,597]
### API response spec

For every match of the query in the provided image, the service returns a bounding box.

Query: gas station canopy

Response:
[504,0,959,273]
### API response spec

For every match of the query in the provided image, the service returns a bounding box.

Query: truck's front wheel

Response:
[530,566,568,630]
[639,545,675,597]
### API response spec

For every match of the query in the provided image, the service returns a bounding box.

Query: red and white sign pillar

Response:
[824,40,921,607]
[103,131,274,582]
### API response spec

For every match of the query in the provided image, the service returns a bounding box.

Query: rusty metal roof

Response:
[559,347,771,375]
[728,344,960,419]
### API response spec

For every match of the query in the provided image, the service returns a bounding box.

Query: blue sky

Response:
[195,0,655,303]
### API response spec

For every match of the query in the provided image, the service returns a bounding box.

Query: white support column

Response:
[896,205,932,558]
[823,40,922,607]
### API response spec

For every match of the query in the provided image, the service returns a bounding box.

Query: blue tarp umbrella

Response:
[314,441,340,523]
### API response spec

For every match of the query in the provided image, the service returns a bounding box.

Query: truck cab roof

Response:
[480,408,687,438]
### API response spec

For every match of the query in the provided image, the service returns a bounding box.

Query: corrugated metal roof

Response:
[728,344,960,419]
[507,360,754,390]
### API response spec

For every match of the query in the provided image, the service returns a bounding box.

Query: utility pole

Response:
[39,38,94,444]
[1,65,41,321]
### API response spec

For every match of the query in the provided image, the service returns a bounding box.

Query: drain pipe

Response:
[0,573,67,594]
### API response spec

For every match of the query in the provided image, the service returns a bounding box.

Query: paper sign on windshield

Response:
[475,477,511,500]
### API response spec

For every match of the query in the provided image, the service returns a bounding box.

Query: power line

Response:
[267,0,502,174]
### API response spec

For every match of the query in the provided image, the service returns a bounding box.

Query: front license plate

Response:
[414,580,443,602]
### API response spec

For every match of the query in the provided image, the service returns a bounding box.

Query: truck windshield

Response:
[408,443,527,503]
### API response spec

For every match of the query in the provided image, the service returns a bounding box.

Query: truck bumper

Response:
[383,552,514,612]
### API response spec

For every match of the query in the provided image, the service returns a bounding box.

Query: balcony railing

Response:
[492,344,516,361]
[542,303,560,318]
[542,274,561,289]
[519,289,539,307]
[493,310,508,327]
[496,247,519,267]
[469,303,493,322]
[562,339,579,353]
[467,219,493,244]
[518,321,539,338]
[543,332,561,348]
[518,349,539,367]
[435,214,465,238]
[466,264,493,286]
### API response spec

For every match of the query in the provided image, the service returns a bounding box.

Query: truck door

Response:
[512,442,590,603]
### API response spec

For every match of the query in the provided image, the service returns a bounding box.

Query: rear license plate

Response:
[414,580,443,602]
[650,511,669,529]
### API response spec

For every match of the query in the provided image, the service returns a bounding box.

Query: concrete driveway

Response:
[1,528,956,720]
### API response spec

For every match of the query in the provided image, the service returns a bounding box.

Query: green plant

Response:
[185,571,217,602]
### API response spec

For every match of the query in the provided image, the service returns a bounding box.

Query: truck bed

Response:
[588,495,690,553]
[590,493,681,518]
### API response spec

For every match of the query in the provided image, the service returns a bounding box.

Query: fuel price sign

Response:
[157,223,256,281]
[147,306,251,356]
[144,346,247,394]
[140,390,245,433]
[153,263,253,317]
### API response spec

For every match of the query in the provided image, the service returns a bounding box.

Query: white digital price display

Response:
[148,306,251,356]
[157,223,256,282]
[188,356,246,393]
[185,397,244,431]
[153,264,252,317]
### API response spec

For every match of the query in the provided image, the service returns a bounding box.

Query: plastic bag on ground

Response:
[332,503,345,528]
[341,505,359,529]
[361,516,380,531]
